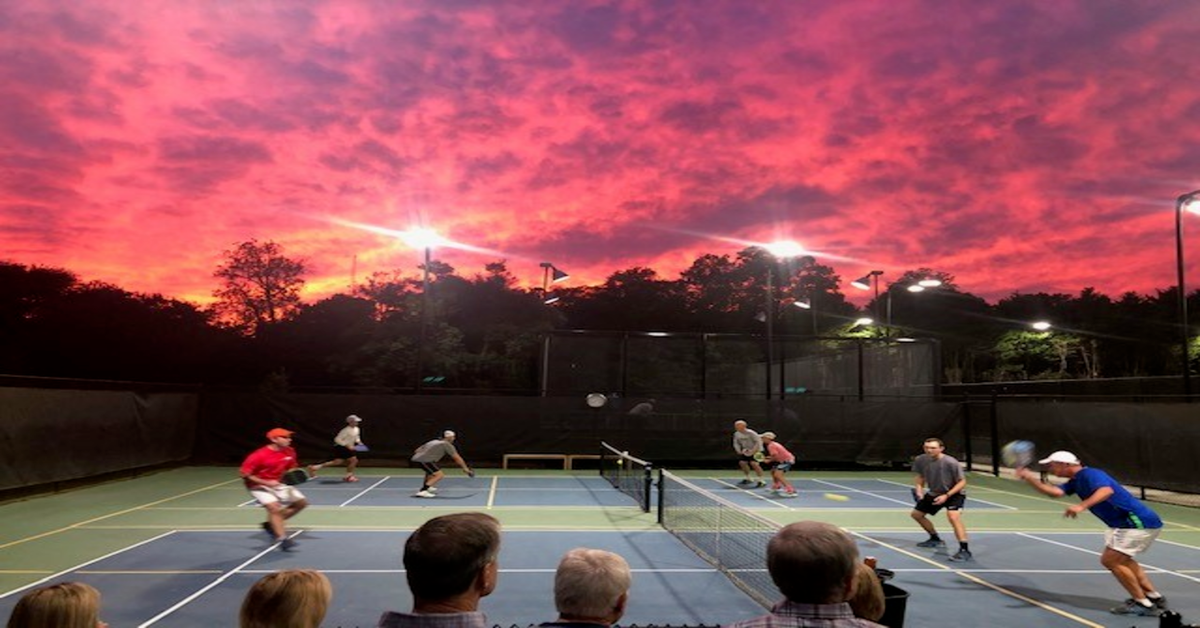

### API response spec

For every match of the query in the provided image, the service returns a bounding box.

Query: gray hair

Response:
[554,548,632,621]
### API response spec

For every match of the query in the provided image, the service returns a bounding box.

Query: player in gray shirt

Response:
[732,420,766,488]
[412,430,475,498]
[911,437,971,562]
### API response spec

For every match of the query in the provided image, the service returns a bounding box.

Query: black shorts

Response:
[915,492,966,515]
[416,462,440,476]
[323,445,356,462]
[737,454,762,463]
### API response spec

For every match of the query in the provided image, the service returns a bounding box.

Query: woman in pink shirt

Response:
[760,432,797,498]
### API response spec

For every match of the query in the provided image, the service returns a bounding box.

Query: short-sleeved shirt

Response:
[377,611,488,628]
[412,439,458,463]
[334,425,361,447]
[733,429,764,455]
[766,441,796,464]
[728,600,885,628]
[240,445,298,489]
[912,453,965,496]
[1062,467,1162,529]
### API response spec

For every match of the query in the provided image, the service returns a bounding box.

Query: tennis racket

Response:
[282,468,311,486]
[1000,440,1037,468]
[752,451,766,463]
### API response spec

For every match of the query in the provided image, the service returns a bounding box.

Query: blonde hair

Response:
[847,562,885,621]
[7,582,103,628]
[239,569,332,628]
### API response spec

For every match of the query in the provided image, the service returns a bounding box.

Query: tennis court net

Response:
[658,470,780,609]
[599,441,653,512]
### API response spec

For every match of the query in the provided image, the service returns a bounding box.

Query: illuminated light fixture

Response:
[793,299,812,310]
[896,337,917,342]
[646,332,669,337]
[399,227,446,250]
[764,240,806,258]
[907,285,926,293]
[854,317,874,326]
[1031,321,1052,331]
[851,270,883,290]
[917,278,943,288]
[540,262,569,305]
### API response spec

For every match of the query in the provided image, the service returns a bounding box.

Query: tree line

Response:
[2,240,1196,390]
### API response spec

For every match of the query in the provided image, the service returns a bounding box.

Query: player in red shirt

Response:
[241,427,308,551]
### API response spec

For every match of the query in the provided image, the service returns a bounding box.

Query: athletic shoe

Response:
[779,492,798,498]
[307,465,319,478]
[279,538,297,552]
[427,486,438,493]
[916,538,946,548]
[1149,596,1168,610]
[737,479,753,485]
[948,549,973,562]
[344,475,359,483]
[1110,600,1158,616]
[754,481,766,488]
[414,490,436,498]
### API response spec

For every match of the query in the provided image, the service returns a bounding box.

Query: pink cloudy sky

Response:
[3,0,1200,306]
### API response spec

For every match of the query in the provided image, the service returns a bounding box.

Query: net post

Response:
[655,468,664,525]
[641,463,652,512]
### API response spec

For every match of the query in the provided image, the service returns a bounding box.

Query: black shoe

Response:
[1150,596,1168,610]
[1110,599,1158,616]
[948,549,973,562]
[279,538,297,552]
[737,479,752,485]
[916,538,946,548]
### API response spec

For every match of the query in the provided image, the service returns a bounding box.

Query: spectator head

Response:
[7,582,105,628]
[767,521,859,604]
[404,513,501,606]
[239,569,332,628]
[554,548,632,625]
[847,563,885,621]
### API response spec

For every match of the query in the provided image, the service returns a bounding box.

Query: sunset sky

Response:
[3,0,1200,307]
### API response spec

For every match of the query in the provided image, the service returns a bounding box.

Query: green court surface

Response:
[1,467,1198,627]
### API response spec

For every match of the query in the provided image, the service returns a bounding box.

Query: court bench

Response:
[501,453,601,470]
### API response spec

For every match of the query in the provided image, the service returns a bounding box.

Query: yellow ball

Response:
[823,493,850,502]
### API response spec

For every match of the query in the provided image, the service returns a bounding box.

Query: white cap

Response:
[760,431,776,440]
[1038,450,1080,465]
[443,430,456,438]
[346,414,363,423]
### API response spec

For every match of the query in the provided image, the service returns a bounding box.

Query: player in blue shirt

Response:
[1017,450,1167,616]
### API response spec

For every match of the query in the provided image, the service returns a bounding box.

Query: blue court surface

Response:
[2,471,1198,627]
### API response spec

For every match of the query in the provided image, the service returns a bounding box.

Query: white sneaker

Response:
[414,490,436,498]
[427,487,438,493]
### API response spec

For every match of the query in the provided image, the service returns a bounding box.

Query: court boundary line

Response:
[708,478,792,510]
[1016,532,1200,585]
[813,478,916,507]
[848,530,1105,627]
[138,529,303,627]
[0,478,240,551]
[0,531,177,599]
[338,475,390,507]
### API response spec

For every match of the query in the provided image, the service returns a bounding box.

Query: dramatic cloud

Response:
[1,0,1198,306]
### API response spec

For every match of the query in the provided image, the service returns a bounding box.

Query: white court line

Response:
[709,478,792,510]
[849,530,1105,627]
[0,531,178,599]
[876,477,1017,510]
[339,476,391,507]
[1016,532,1200,585]
[139,530,303,627]
[813,479,915,507]
[487,475,499,508]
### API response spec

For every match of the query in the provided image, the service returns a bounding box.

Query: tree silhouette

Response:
[212,240,306,334]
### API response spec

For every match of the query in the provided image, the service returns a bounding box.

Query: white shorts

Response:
[249,485,306,507]
[1104,527,1160,556]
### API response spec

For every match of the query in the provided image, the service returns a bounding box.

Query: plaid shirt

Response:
[728,600,886,628]
[377,611,489,628]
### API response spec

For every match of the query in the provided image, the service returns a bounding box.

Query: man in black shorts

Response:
[411,430,474,498]
[911,437,971,562]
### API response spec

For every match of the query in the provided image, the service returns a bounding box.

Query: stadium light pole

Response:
[852,270,884,331]
[540,262,569,304]
[400,228,445,392]
[761,241,808,400]
[886,278,942,333]
[1176,190,1200,397]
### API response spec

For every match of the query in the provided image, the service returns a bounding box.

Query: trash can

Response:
[878,582,909,628]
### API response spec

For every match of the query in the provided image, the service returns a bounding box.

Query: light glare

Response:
[764,240,805,258]
[1031,321,1052,331]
